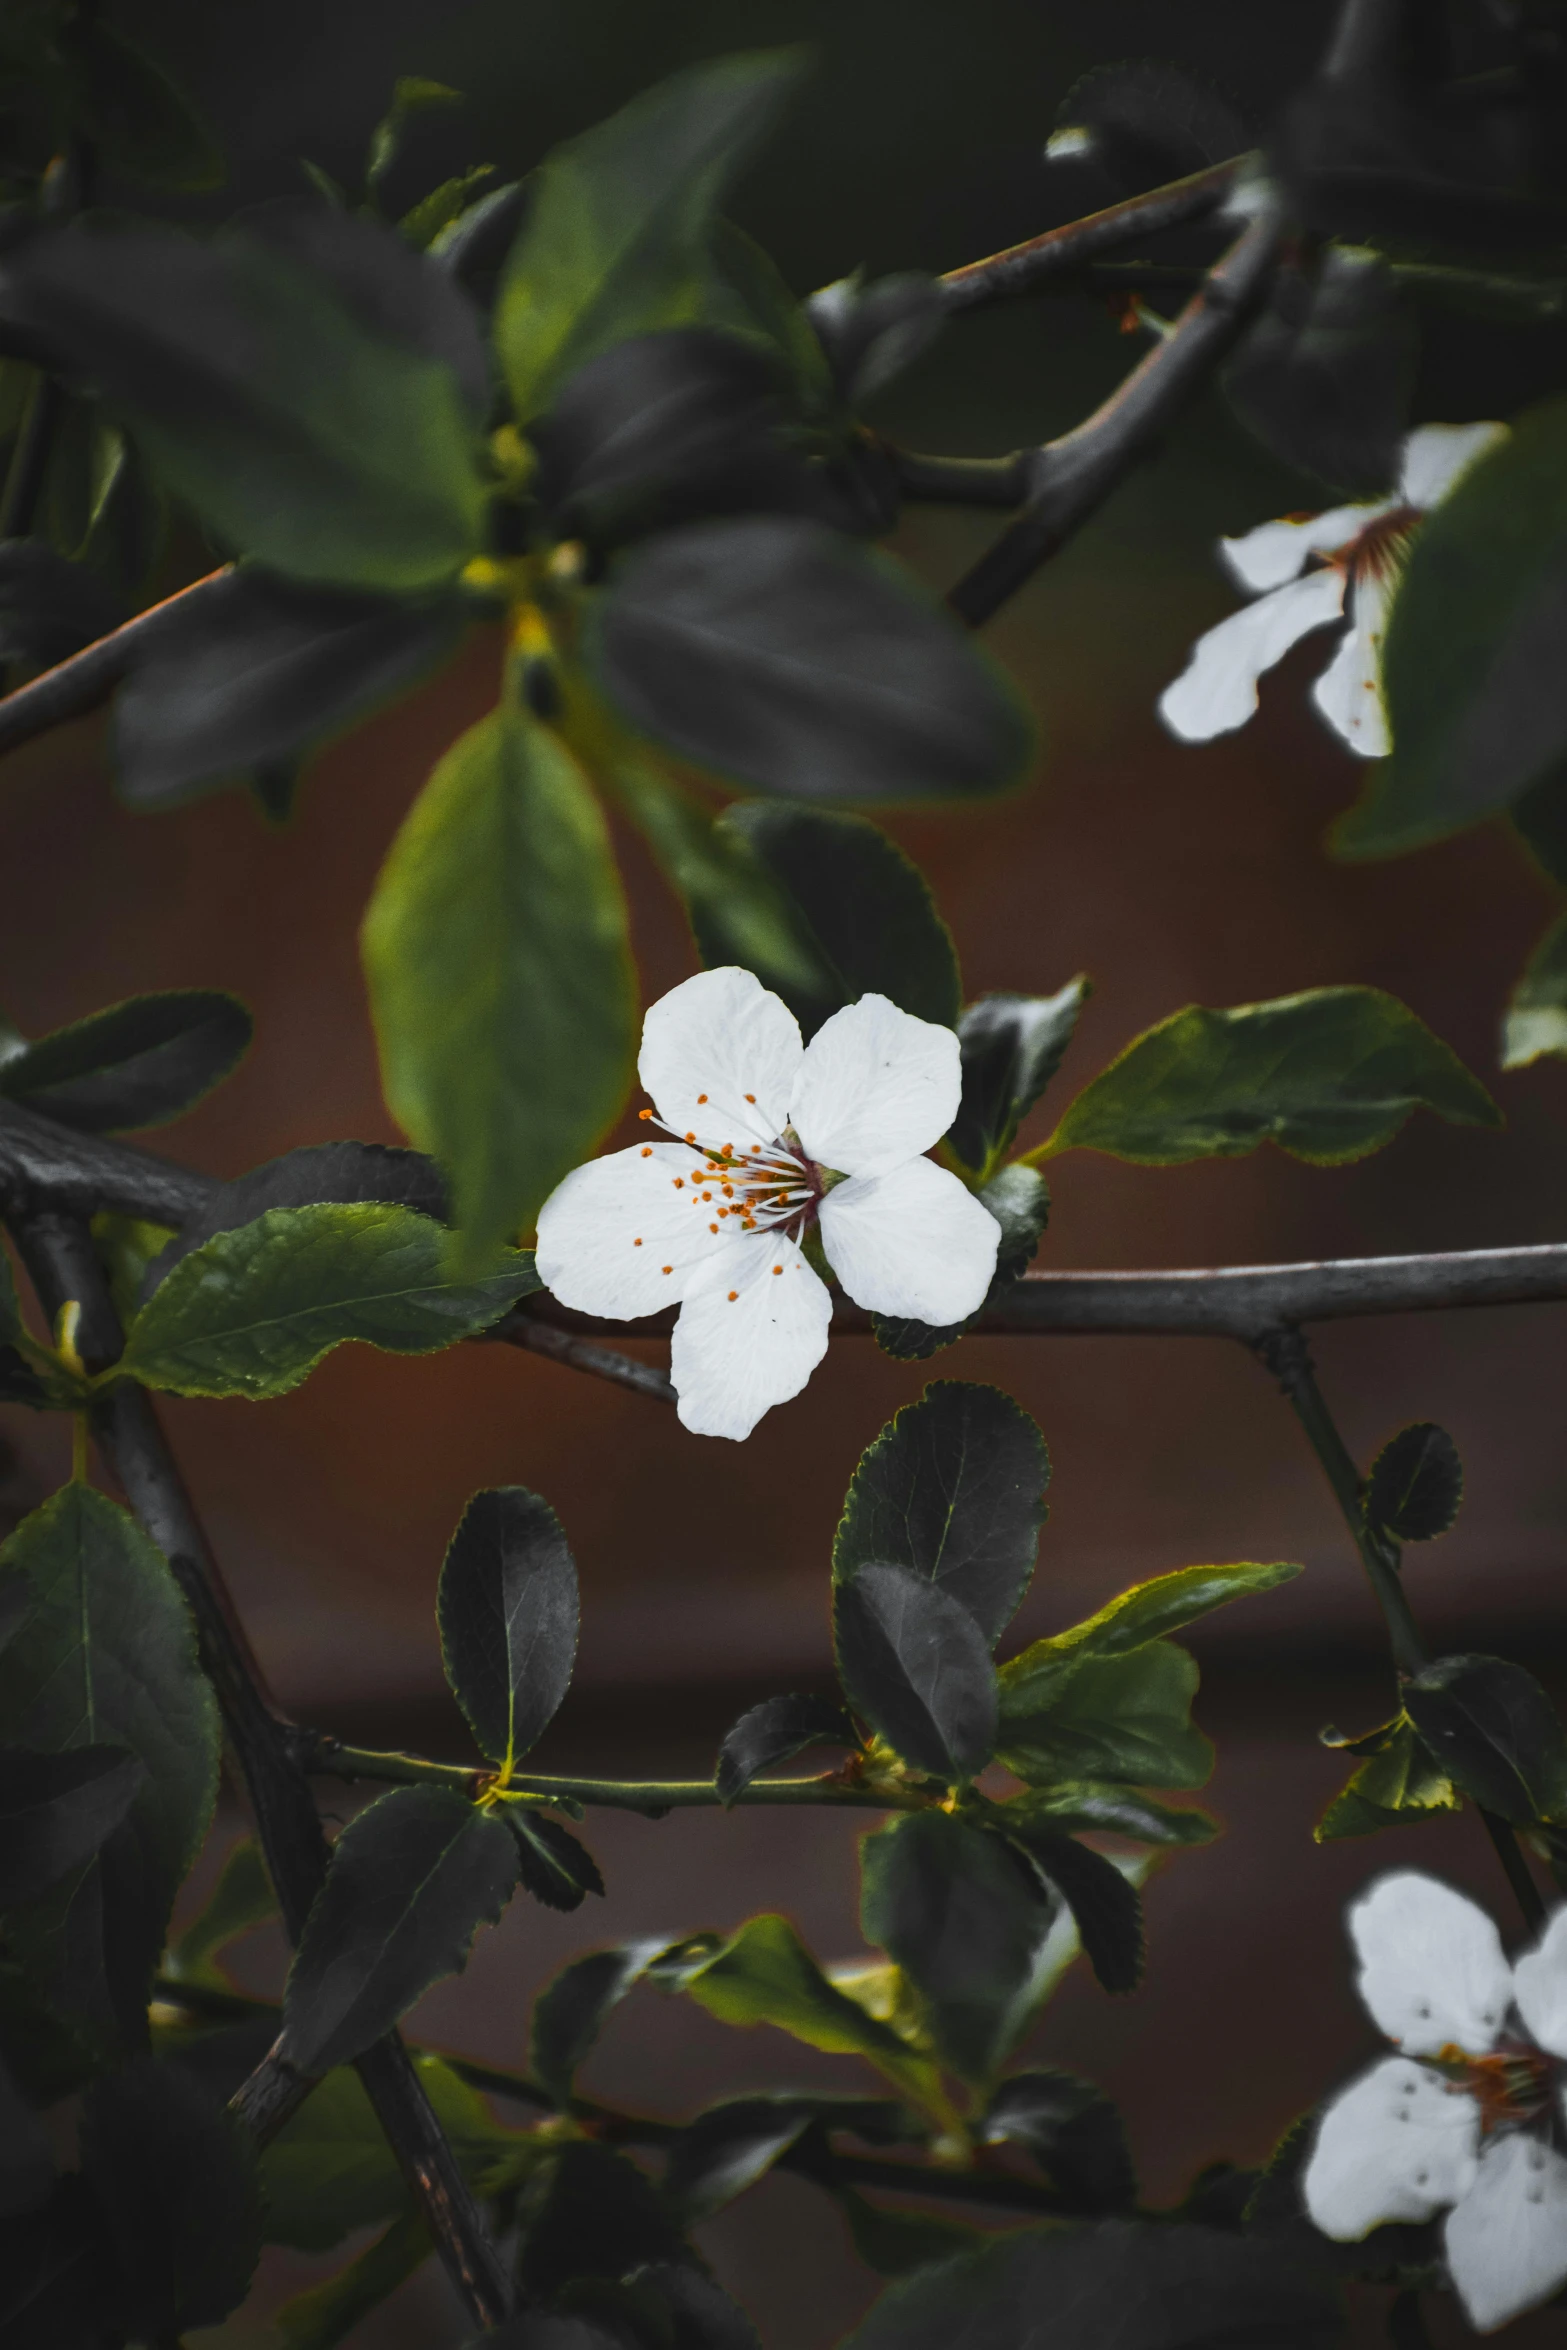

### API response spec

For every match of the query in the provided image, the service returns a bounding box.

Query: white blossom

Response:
[1304,1869,1567,2332]
[534,967,1000,1441]
[1158,423,1507,759]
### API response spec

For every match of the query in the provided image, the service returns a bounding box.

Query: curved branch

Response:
[0,565,229,765]
[938,156,1250,313]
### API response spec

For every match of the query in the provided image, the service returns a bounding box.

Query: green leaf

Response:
[1403,1654,1567,1825]
[277,2206,430,2350]
[870,1162,1051,1363]
[997,1828,1145,1994]
[79,2057,260,2332]
[494,49,808,421]
[516,2139,683,2300]
[0,1745,144,1911]
[834,1383,1049,1647]
[997,1640,1213,1791]
[60,17,225,191]
[860,1813,1057,2083]
[437,1487,578,1772]
[981,2072,1136,2212]
[1023,1561,1302,1665]
[363,708,636,1262]
[1315,1718,1461,1840]
[587,515,1034,803]
[529,1939,672,2104]
[689,802,960,1038]
[1338,402,1567,856]
[841,2218,1342,2350]
[948,982,1090,1178]
[806,271,947,407]
[715,1693,858,1805]
[0,2047,54,2219]
[0,990,251,1133]
[279,1786,520,2073]
[679,1914,947,2117]
[506,1806,604,1911]
[706,219,833,411]
[835,2186,982,2278]
[1503,911,1567,1068]
[0,1486,219,2049]
[8,217,489,592]
[366,76,463,201]
[1365,1423,1463,1542]
[834,1563,998,1781]
[1000,1782,1219,1847]
[166,1838,276,1988]
[120,1202,536,1399]
[261,2054,513,2250]
[1221,245,1415,496]
[663,2093,822,2219]
[1042,988,1499,1166]
[399,166,500,254]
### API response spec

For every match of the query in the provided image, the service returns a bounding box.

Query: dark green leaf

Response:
[1315,1717,1461,1841]
[80,2057,260,2330]
[1509,762,1567,888]
[516,2140,682,2298]
[1000,1830,1144,1994]
[437,1487,578,1771]
[261,2055,513,2250]
[842,2217,1342,2350]
[1020,1560,1301,1664]
[6,217,488,591]
[471,2321,626,2350]
[805,272,946,405]
[716,1693,857,1804]
[1222,246,1415,496]
[0,2176,115,2349]
[664,2093,822,2218]
[506,1806,604,1911]
[870,1163,1051,1363]
[1403,1654,1567,1825]
[0,1745,144,1911]
[835,1563,998,1780]
[1505,911,1567,1068]
[0,539,125,667]
[861,1812,1057,2081]
[706,219,833,412]
[997,1640,1213,1791]
[530,1939,671,2104]
[366,76,463,201]
[363,708,636,1262]
[399,168,501,255]
[586,516,1034,803]
[981,2073,1136,2211]
[276,2206,430,2350]
[834,1383,1048,1646]
[948,982,1089,1177]
[0,1573,27,1651]
[1049,62,1248,198]
[0,1487,219,2049]
[121,1202,536,1398]
[1339,402,1567,856]
[835,2186,981,2277]
[112,567,464,811]
[629,2260,763,2350]
[679,1913,944,2114]
[691,801,960,1037]
[0,2051,54,2218]
[1045,988,1498,1166]
[166,1837,276,1987]
[1366,1423,1463,1543]
[494,50,808,420]
[60,17,224,191]
[1000,1783,1218,1847]
[0,990,251,1133]
[144,1141,448,1292]
[279,1786,520,2072]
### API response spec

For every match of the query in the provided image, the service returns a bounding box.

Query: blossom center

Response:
[1324,501,1422,586]
[1437,2041,1555,2134]
[642,1108,836,1243]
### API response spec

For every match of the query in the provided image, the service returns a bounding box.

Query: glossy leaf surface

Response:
[0,990,251,1133]
[948,982,1089,1177]
[530,1939,671,2104]
[1365,1423,1463,1543]
[261,2056,511,2250]
[1403,1654,1567,1825]
[834,1562,999,1780]
[715,1693,858,1805]
[0,1745,144,1912]
[438,1487,578,1770]
[997,1640,1213,1791]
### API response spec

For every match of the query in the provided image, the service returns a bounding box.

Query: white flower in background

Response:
[535,967,1000,1441]
[1158,422,1507,758]
[1304,1869,1567,2332]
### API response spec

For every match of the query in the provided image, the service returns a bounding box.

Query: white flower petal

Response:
[639,967,802,1148]
[820,1156,1001,1324]
[1445,2132,1567,2333]
[669,1236,831,1440]
[535,1143,741,1316]
[1350,1872,1513,2056]
[1310,567,1394,757]
[1510,1907,1567,2058]
[788,995,960,1178]
[1399,421,1508,512]
[1157,568,1347,744]
[1221,502,1390,592]
[1303,2057,1479,2239]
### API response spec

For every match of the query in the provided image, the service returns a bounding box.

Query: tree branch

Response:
[938,156,1249,313]
[476,1310,676,1404]
[306,1734,900,1814]
[0,1206,512,2328]
[947,188,1285,628]
[0,566,230,765]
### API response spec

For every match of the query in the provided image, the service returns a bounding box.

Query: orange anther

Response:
[633,1237,643,1246]
[684,1131,696,1143]
[641,1146,653,1157]
[673,1178,684,1189]
[709,1223,719,1233]
[662,1265,673,1274]
[697,1093,708,1104]
[639,1108,652,1120]
[727,1290,738,1301]
[745,1093,756,1103]
[772,1265,783,1275]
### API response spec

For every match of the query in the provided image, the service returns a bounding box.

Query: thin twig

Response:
[0,565,229,764]
[306,1734,898,1814]
[479,1309,676,1404]
[938,156,1249,313]
[948,188,1286,627]
[1,1208,513,2327]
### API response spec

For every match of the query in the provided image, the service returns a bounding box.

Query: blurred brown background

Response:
[7,1,1567,2342]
